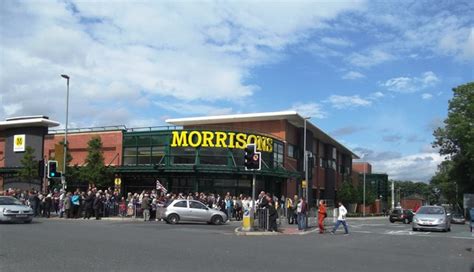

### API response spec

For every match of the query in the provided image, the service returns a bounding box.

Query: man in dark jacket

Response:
[43,194,52,218]
[28,191,40,217]
[83,191,94,219]
[268,199,278,232]
[93,193,103,220]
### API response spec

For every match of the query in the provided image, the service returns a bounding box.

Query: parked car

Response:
[412,206,451,232]
[450,213,465,224]
[0,196,34,223]
[159,199,227,225]
[389,209,414,224]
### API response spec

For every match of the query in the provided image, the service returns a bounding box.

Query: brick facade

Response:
[43,131,123,166]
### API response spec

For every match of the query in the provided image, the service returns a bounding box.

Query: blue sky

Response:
[0,0,473,181]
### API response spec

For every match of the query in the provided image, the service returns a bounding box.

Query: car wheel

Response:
[412,227,417,231]
[211,215,224,225]
[167,214,179,225]
[389,219,395,223]
[24,219,32,224]
[403,218,409,224]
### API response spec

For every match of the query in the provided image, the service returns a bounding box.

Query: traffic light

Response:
[244,144,261,170]
[47,160,58,178]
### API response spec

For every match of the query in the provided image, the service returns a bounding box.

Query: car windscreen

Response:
[0,197,23,205]
[417,207,444,215]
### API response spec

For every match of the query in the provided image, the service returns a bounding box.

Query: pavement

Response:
[1,216,473,272]
[235,215,387,236]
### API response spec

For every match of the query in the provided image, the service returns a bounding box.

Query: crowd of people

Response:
[1,187,347,234]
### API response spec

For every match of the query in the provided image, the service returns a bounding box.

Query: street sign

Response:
[302,180,307,188]
[114,177,122,186]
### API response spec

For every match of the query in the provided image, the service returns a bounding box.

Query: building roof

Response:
[166,111,359,159]
[0,115,60,131]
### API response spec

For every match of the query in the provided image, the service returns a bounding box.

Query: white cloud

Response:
[347,49,394,67]
[371,152,445,182]
[0,1,365,124]
[421,93,433,100]
[327,95,372,109]
[342,71,365,80]
[354,146,445,182]
[321,37,352,47]
[289,102,326,119]
[154,101,233,116]
[369,91,384,99]
[381,71,440,93]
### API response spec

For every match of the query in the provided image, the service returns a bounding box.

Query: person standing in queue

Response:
[318,200,327,234]
[286,196,294,224]
[93,193,103,220]
[268,197,278,232]
[83,191,94,219]
[297,197,307,231]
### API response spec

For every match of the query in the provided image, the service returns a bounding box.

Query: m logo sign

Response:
[13,134,26,152]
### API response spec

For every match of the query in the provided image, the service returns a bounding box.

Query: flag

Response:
[156,179,167,194]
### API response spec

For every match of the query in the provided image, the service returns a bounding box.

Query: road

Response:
[1,217,473,272]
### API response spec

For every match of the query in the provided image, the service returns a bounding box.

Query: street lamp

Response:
[363,162,366,217]
[60,74,70,191]
[303,116,311,229]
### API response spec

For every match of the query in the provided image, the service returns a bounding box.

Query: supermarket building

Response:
[0,111,359,204]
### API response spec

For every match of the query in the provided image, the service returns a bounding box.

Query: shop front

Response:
[116,129,300,196]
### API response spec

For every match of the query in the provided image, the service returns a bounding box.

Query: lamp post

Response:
[60,74,70,191]
[363,162,366,217]
[303,116,311,229]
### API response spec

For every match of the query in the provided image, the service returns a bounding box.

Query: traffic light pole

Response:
[252,172,256,213]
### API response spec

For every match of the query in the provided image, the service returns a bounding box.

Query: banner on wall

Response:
[13,134,26,152]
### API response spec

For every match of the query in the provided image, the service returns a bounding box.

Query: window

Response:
[137,135,151,146]
[171,147,196,164]
[123,136,136,147]
[288,144,295,158]
[123,147,137,165]
[174,201,187,208]
[273,142,284,167]
[137,147,151,165]
[151,146,165,164]
[189,201,207,210]
[199,148,228,165]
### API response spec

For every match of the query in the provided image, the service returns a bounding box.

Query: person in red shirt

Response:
[318,200,327,234]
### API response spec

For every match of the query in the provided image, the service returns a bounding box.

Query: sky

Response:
[1,0,473,182]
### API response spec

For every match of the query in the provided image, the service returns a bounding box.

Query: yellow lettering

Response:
[201,131,215,147]
[227,132,235,148]
[214,132,227,148]
[267,138,273,152]
[247,135,257,146]
[188,131,202,147]
[235,133,247,149]
[171,131,188,147]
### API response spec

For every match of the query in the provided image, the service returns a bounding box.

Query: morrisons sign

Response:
[170,130,274,152]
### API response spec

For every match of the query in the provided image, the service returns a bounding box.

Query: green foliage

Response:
[430,161,458,205]
[80,137,112,188]
[433,82,474,193]
[338,182,357,205]
[18,146,38,183]
[352,186,375,205]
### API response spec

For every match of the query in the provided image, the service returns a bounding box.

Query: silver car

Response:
[159,199,227,225]
[412,206,451,232]
[0,196,34,223]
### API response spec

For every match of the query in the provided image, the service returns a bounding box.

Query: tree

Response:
[430,161,458,205]
[19,146,38,187]
[80,136,112,188]
[433,82,474,193]
[338,182,357,205]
